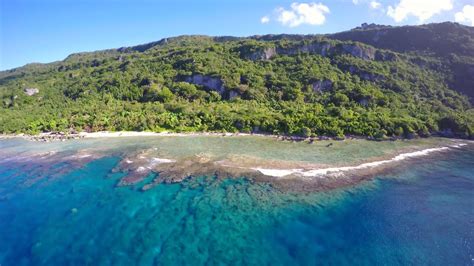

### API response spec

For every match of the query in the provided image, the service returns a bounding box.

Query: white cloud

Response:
[276,2,330,27]
[370,1,381,9]
[352,0,383,10]
[455,5,474,26]
[261,16,270,24]
[387,0,453,23]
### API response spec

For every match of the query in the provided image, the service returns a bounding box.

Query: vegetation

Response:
[330,22,474,102]
[0,23,473,139]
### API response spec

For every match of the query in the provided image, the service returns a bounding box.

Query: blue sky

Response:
[1,0,473,70]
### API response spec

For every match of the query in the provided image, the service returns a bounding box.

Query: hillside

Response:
[329,22,474,102]
[0,22,473,139]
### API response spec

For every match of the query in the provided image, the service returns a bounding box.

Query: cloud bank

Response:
[387,0,453,22]
[276,2,330,27]
[455,5,474,26]
[370,1,381,9]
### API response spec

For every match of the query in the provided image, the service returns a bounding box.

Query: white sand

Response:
[77,131,265,138]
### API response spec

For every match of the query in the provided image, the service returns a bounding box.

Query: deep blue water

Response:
[0,144,473,265]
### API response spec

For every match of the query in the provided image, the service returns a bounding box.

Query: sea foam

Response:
[253,144,466,178]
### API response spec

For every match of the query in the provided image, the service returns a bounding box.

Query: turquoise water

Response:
[0,139,473,265]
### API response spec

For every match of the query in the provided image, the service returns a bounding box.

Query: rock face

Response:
[247,47,277,61]
[276,42,332,57]
[312,80,333,92]
[183,74,225,95]
[180,75,243,100]
[24,88,39,96]
[242,40,395,62]
[346,66,385,82]
[341,44,375,60]
[375,50,397,61]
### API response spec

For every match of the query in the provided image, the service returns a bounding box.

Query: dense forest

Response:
[0,22,473,139]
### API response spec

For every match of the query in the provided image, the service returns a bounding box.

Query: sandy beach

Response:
[0,131,311,142]
[78,131,265,138]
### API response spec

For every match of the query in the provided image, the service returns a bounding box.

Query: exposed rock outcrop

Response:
[181,74,243,100]
[241,40,396,62]
[275,41,333,57]
[312,80,333,92]
[24,88,39,96]
[246,47,277,61]
[341,44,375,60]
[346,66,385,82]
[375,50,397,61]
[183,74,225,95]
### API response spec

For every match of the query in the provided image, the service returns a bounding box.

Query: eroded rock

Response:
[243,40,395,62]
[183,74,225,95]
[24,88,39,96]
[312,80,333,93]
[341,44,375,60]
[247,47,277,61]
[347,66,385,82]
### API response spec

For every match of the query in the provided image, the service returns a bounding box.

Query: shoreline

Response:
[0,131,279,142]
[0,130,457,142]
[0,132,471,192]
[0,131,355,142]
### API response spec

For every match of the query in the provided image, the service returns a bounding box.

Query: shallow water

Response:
[0,137,472,265]
[0,136,457,165]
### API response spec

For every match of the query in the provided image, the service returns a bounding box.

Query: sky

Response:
[1,0,473,70]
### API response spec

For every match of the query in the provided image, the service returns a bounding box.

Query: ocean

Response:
[0,136,472,265]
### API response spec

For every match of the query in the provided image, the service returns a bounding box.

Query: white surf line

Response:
[253,143,468,178]
[125,157,176,172]
[151,158,176,163]
[75,154,92,158]
[253,168,303,178]
[142,157,176,171]
[450,143,467,148]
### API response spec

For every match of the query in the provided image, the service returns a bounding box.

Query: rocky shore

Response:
[1,130,402,143]
[1,132,86,142]
[1,126,468,144]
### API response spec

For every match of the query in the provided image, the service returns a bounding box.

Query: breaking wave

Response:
[253,143,468,178]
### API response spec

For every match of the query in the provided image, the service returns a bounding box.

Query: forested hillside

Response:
[330,22,474,102]
[0,23,473,139]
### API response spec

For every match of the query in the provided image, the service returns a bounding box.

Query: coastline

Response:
[0,131,471,192]
[79,131,271,138]
[0,131,342,142]
[0,131,280,142]
[0,130,451,142]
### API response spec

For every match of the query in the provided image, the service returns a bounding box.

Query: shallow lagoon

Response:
[0,135,459,164]
[0,136,472,265]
